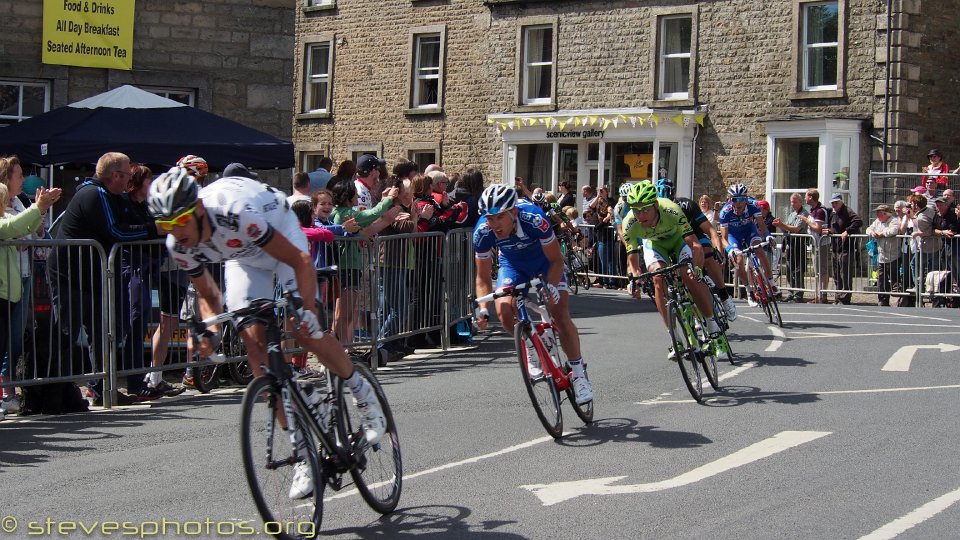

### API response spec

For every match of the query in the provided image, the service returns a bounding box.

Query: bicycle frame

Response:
[513,286,571,392]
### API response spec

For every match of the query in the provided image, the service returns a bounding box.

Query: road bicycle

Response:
[559,233,590,294]
[190,282,402,539]
[634,263,721,403]
[472,278,593,439]
[743,239,783,327]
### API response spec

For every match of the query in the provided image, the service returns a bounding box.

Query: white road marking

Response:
[882,343,960,371]
[520,431,831,505]
[790,332,960,340]
[839,307,953,322]
[859,486,960,540]
[322,434,559,502]
[786,320,954,328]
[765,326,786,352]
[640,384,960,405]
[717,362,758,382]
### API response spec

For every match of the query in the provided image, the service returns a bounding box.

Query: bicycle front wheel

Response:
[667,303,704,403]
[564,364,594,424]
[338,361,402,514]
[566,259,579,295]
[240,376,323,539]
[515,323,563,438]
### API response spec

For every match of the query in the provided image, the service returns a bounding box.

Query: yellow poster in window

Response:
[623,153,652,179]
[42,0,135,70]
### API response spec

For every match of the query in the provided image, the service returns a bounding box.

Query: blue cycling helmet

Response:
[654,178,674,200]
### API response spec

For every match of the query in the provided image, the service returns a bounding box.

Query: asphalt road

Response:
[3,290,960,540]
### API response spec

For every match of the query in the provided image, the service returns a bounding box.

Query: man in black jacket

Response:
[828,193,863,305]
[47,152,159,406]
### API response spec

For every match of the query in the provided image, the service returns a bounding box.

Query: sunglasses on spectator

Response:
[731,196,747,202]
[155,206,197,231]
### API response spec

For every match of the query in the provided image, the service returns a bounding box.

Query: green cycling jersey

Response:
[621,198,694,254]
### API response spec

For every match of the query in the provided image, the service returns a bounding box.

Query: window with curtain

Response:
[413,33,441,108]
[522,25,553,105]
[303,41,332,113]
[658,15,691,99]
[0,81,49,127]
[802,1,838,90]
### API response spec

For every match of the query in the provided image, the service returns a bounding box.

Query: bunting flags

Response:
[486,111,706,131]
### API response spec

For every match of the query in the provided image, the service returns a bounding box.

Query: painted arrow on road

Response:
[520,430,831,506]
[881,343,960,372]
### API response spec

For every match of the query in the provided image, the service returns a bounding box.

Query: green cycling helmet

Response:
[626,180,658,207]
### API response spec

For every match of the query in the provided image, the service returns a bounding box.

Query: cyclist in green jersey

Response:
[622,181,720,359]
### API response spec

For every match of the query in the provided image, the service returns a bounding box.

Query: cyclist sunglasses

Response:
[629,202,656,212]
[731,196,748,202]
[156,206,197,231]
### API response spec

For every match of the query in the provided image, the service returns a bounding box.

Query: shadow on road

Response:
[703,385,822,407]
[555,417,712,449]
[324,504,524,539]
[0,394,241,469]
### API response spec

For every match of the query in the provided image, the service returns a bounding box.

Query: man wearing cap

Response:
[867,204,901,306]
[932,195,960,284]
[828,193,862,305]
[354,154,385,212]
[923,149,950,186]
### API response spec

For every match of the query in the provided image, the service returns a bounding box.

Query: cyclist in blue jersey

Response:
[473,185,593,404]
[719,183,778,307]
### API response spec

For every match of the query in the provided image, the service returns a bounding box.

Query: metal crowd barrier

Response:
[0,239,110,399]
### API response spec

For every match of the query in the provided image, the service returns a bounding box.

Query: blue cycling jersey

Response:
[473,199,555,277]
[718,199,762,238]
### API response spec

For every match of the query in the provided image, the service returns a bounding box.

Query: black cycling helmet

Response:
[149,166,199,218]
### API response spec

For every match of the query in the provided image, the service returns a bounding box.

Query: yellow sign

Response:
[42,0,135,70]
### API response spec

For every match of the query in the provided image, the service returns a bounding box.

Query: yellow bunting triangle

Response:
[558,121,566,130]
[695,114,705,127]
[673,115,684,127]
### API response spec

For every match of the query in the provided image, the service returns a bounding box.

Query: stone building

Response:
[294,0,960,215]
[0,0,294,189]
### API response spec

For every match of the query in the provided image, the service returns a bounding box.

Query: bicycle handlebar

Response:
[188,293,303,361]
[472,277,543,306]
[740,238,774,255]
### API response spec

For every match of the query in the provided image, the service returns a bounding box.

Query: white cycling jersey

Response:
[165,176,310,312]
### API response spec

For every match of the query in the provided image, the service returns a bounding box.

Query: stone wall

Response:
[293,0,959,200]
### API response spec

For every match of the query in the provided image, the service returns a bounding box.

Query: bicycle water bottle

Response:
[302,384,330,431]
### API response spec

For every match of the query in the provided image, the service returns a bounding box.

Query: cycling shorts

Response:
[725,224,762,253]
[496,258,568,295]
[642,238,693,270]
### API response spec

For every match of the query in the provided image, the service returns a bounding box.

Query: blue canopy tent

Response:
[0,85,294,170]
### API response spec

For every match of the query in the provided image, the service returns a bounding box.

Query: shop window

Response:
[515,144,553,190]
[408,150,438,172]
[772,137,819,216]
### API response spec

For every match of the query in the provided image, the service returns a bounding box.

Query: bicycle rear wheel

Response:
[667,303,705,403]
[694,318,721,392]
[192,364,218,393]
[515,323,563,438]
[338,361,402,514]
[566,258,580,295]
[223,324,255,385]
[240,376,323,540]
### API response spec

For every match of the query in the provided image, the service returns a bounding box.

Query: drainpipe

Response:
[882,0,892,172]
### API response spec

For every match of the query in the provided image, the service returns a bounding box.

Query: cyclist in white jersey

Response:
[148,167,386,500]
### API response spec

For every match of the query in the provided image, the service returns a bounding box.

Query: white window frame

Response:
[765,118,861,213]
[657,15,692,100]
[0,80,51,125]
[303,39,334,114]
[141,86,196,106]
[412,33,442,109]
[801,1,839,91]
[521,23,555,106]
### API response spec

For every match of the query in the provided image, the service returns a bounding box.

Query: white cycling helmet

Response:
[479,184,518,216]
[149,166,199,218]
[618,182,635,198]
[727,183,748,198]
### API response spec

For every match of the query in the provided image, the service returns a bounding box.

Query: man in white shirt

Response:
[354,154,385,211]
